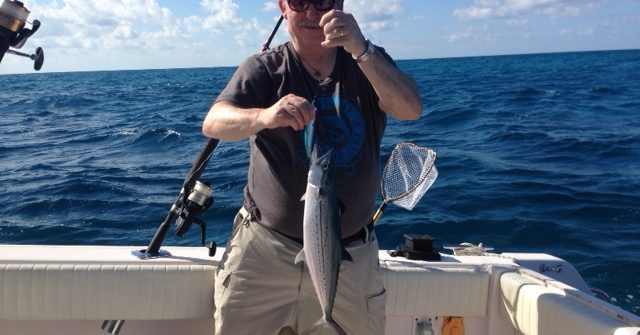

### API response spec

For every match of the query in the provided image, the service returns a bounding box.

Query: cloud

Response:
[262,1,279,12]
[199,0,242,31]
[453,0,607,20]
[560,27,595,36]
[507,18,528,27]
[448,27,474,43]
[234,17,272,50]
[19,0,262,73]
[27,0,249,53]
[30,0,181,50]
[447,24,497,44]
[344,0,404,32]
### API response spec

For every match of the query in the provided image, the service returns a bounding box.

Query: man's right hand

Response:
[203,94,316,141]
[259,94,315,132]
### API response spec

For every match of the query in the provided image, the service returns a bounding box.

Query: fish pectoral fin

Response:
[294,249,306,265]
[300,193,306,202]
[342,247,353,262]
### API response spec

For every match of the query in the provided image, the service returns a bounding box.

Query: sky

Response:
[2,0,640,74]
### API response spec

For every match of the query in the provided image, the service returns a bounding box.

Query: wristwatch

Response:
[353,39,375,64]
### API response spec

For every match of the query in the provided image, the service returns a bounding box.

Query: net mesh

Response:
[381,142,438,210]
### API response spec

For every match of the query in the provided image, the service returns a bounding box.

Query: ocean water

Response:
[1,49,639,314]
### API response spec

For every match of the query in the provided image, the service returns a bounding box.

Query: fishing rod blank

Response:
[261,15,284,52]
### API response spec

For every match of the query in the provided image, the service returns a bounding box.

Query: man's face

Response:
[279,0,342,48]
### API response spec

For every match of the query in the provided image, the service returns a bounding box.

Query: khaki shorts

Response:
[214,207,386,335]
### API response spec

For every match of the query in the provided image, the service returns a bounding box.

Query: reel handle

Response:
[5,46,43,70]
[33,46,43,70]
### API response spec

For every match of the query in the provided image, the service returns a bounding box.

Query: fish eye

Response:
[321,162,329,170]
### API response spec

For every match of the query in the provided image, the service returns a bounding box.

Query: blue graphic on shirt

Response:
[299,93,365,175]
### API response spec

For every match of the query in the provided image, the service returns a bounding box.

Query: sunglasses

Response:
[286,0,336,12]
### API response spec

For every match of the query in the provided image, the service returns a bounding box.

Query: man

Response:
[202,0,421,333]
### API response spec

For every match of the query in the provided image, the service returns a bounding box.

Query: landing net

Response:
[381,142,438,211]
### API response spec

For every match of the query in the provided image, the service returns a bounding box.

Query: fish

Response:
[303,117,315,158]
[296,144,352,335]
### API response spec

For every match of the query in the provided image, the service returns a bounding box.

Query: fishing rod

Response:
[0,0,44,70]
[261,15,283,52]
[134,138,220,259]
[134,14,285,260]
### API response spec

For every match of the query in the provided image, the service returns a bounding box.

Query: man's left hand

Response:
[319,10,367,58]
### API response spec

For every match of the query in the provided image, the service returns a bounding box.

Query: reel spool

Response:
[0,0,44,70]
[174,180,214,246]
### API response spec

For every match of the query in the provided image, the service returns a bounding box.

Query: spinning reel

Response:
[173,180,214,246]
[133,139,220,259]
[0,0,44,70]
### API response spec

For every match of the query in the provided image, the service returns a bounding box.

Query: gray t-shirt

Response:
[216,42,390,239]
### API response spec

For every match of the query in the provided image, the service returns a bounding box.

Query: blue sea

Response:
[1,49,639,314]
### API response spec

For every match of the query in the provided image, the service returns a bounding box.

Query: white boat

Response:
[1,243,639,335]
[2,3,639,334]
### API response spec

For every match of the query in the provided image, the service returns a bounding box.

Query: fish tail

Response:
[303,317,347,335]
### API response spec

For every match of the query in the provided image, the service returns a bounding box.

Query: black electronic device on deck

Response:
[389,234,441,261]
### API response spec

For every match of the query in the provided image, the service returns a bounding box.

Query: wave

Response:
[425,106,479,127]
[111,127,185,147]
[588,86,626,95]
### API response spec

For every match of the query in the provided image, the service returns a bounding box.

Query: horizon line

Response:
[2,47,639,76]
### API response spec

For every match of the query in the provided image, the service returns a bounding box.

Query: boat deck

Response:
[1,245,638,335]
